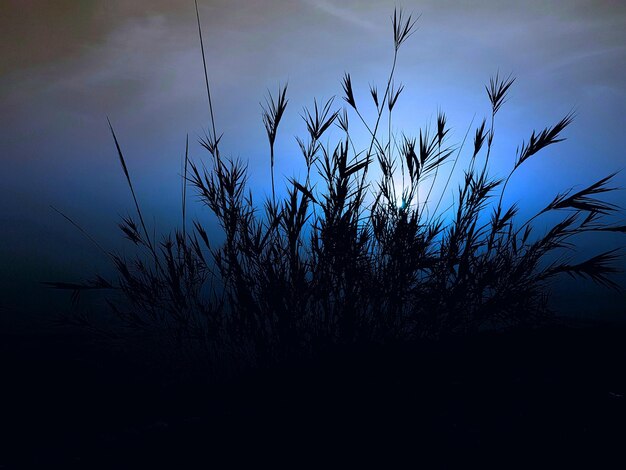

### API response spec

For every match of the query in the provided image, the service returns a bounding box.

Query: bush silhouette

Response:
[51,6,625,373]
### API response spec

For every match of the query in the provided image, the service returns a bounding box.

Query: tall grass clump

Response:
[52,6,625,373]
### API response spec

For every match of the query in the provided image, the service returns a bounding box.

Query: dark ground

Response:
[2,317,626,468]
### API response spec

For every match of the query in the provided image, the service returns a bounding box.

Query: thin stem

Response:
[195,0,220,162]
[482,112,495,175]
[182,134,189,240]
[270,145,276,203]
[356,51,399,203]
[432,115,475,220]
[424,140,441,219]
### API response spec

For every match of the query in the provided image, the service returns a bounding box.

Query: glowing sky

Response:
[1,0,625,322]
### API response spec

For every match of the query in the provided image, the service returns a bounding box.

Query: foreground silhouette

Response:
[49,7,625,375]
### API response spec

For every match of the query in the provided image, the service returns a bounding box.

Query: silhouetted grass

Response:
[51,6,625,374]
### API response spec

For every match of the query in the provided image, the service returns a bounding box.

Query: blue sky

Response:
[1,0,625,323]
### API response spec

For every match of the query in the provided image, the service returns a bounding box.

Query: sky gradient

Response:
[1,0,625,324]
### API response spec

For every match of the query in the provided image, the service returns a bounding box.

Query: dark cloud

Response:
[0,0,197,74]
